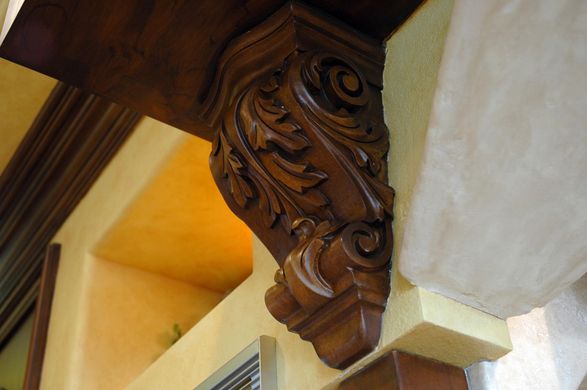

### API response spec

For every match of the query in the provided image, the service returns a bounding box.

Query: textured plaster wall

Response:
[0,0,24,43]
[128,238,340,390]
[0,58,55,170]
[0,312,33,390]
[398,0,587,318]
[468,275,587,390]
[0,0,9,43]
[94,136,252,291]
[79,257,222,389]
[42,118,188,389]
[378,0,511,369]
[41,115,255,389]
[385,0,451,256]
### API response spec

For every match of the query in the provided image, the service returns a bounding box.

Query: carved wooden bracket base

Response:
[207,2,394,369]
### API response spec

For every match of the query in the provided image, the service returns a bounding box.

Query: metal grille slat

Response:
[195,336,276,390]
[215,355,259,390]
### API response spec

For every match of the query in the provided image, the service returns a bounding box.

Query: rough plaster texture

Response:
[128,237,340,390]
[378,268,511,369]
[40,118,337,389]
[399,0,587,318]
[0,58,55,170]
[0,0,24,43]
[42,118,188,389]
[94,136,252,291]
[467,275,587,390]
[79,257,222,389]
[379,0,511,369]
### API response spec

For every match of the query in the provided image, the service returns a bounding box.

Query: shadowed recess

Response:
[93,134,252,293]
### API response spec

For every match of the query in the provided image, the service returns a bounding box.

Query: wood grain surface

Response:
[338,350,469,390]
[0,0,422,139]
[208,3,395,369]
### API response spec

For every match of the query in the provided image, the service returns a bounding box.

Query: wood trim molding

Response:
[23,244,61,390]
[337,350,469,390]
[208,3,394,369]
[0,83,140,348]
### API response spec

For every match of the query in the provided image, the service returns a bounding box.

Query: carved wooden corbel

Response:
[207,3,394,369]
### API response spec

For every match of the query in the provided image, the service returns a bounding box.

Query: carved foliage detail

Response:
[212,70,330,233]
[291,52,395,221]
[276,217,392,315]
[210,50,394,369]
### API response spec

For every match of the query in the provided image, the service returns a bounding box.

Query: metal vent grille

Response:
[212,354,260,390]
[195,336,276,390]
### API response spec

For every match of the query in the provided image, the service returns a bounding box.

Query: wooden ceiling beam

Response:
[0,0,422,140]
[0,0,423,369]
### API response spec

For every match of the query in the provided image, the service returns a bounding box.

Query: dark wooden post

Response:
[23,244,60,390]
[338,351,468,390]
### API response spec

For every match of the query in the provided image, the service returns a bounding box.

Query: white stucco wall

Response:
[398,0,587,317]
[467,275,587,390]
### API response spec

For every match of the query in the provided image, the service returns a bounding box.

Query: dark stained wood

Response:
[23,244,61,390]
[208,3,394,369]
[0,0,425,371]
[311,1,424,41]
[0,83,140,349]
[338,351,469,390]
[0,0,423,140]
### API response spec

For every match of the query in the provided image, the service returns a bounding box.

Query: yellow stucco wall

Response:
[94,136,252,292]
[0,312,33,390]
[41,118,188,389]
[385,0,452,251]
[79,257,223,389]
[0,0,9,34]
[41,116,253,388]
[0,58,55,170]
[129,238,341,390]
[0,0,23,42]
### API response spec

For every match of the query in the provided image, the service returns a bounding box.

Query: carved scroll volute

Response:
[208,3,394,370]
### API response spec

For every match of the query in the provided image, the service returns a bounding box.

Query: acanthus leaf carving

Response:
[208,4,394,369]
[211,130,255,209]
[212,70,330,232]
[291,52,396,221]
[242,75,311,154]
